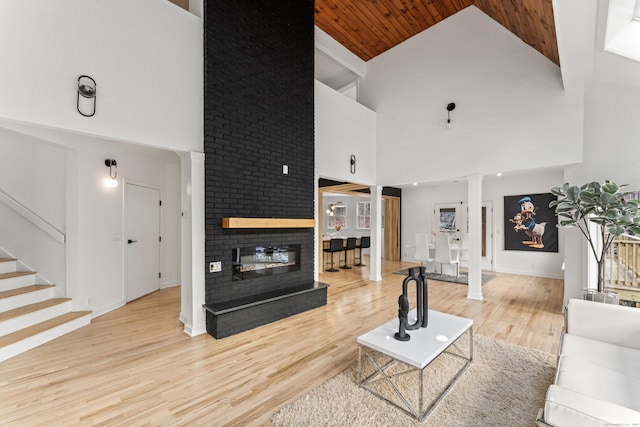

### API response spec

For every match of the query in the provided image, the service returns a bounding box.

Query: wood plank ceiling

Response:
[314,0,559,66]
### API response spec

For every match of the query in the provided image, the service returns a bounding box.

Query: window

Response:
[357,201,371,229]
[327,204,347,229]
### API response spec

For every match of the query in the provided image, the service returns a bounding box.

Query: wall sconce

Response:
[104,159,118,188]
[350,154,356,174]
[77,75,97,117]
[446,102,456,129]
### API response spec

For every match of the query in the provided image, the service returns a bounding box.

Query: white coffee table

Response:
[357,309,473,421]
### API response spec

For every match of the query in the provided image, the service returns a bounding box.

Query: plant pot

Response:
[582,288,620,304]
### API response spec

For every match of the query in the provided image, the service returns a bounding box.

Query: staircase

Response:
[0,257,91,362]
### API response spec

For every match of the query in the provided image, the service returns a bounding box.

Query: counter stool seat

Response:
[323,238,343,272]
[354,236,370,267]
[340,237,357,269]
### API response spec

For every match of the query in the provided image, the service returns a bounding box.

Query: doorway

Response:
[383,196,400,261]
[125,183,161,302]
[434,201,493,271]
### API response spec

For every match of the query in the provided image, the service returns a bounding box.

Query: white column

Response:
[314,174,320,282]
[369,185,383,281]
[467,174,483,300]
[180,151,206,336]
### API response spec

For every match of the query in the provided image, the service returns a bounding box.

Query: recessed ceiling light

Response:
[496,173,503,177]
[413,182,418,186]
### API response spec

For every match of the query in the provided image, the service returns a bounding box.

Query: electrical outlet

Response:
[210,261,222,273]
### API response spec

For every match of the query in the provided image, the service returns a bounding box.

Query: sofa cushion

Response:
[555,355,640,412]
[566,299,640,349]
[545,385,640,427]
[560,333,640,379]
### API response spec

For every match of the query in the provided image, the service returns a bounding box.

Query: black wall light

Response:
[350,154,356,174]
[104,159,118,188]
[446,102,456,129]
[77,75,97,117]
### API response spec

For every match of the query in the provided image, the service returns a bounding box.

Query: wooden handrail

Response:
[0,189,65,244]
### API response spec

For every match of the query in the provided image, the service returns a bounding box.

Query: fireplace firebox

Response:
[232,244,300,281]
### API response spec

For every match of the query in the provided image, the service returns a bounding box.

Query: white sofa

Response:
[539,298,640,426]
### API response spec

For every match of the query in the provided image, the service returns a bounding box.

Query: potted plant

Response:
[550,181,640,302]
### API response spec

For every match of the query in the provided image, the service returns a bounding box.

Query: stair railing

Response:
[606,235,640,290]
[0,188,65,243]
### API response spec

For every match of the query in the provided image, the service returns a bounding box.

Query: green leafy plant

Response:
[550,181,640,292]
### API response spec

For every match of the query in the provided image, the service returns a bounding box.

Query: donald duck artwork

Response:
[516,196,547,249]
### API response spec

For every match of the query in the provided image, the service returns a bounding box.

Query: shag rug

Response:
[271,335,555,426]
[393,269,495,286]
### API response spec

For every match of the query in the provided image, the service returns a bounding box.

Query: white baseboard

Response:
[182,321,207,337]
[467,292,483,300]
[494,268,563,280]
[91,299,125,319]
[161,281,179,289]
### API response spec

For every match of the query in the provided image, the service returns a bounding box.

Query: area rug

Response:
[393,269,495,286]
[270,335,555,427]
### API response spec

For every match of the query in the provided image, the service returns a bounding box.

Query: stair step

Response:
[0,285,55,312]
[0,284,54,300]
[0,298,70,323]
[0,311,92,351]
[0,271,37,291]
[0,259,17,275]
[0,271,34,280]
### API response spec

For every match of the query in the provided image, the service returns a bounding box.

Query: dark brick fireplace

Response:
[203,0,325,338]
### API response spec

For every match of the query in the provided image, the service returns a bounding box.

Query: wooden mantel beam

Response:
[222,218,315,229]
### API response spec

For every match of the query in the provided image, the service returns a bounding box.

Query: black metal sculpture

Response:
[394,294,411,341]
[394,266,429,341]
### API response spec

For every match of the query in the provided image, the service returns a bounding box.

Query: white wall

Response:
[315,81,377,185]
[359,6,583,187]
[0,129,68,291]
[561,81,640,304]
[402,169,565,278]
[0,0,203,153]
[322,195,372,239]
[485,172,565,278]
[0,132,66,231]
[0,122,181,317]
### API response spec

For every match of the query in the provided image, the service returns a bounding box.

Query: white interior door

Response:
[126,183,160,302]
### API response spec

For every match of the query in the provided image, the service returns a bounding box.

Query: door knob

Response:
[127,239,138,244]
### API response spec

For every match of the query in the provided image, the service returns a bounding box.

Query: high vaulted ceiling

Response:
[314,0,559,66]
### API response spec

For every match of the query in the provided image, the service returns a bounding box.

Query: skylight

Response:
[604,0,640,63]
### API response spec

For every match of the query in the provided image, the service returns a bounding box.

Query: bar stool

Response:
[340,237,357,269]
[323,238,343,272]
[354,236,370,266]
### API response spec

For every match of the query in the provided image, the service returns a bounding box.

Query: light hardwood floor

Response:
[0,259,564,426]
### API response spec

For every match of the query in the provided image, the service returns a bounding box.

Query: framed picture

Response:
[438,207,457,231]
[504,193,558,252]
